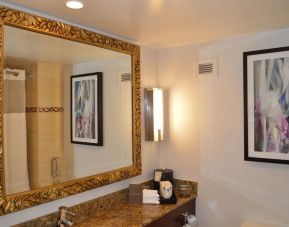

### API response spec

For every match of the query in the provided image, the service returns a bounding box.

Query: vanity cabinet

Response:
[145,198,196,227]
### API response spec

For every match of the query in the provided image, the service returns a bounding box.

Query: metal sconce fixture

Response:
[144,88,164,141]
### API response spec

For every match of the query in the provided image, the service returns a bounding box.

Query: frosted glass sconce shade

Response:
[144,88,164,141]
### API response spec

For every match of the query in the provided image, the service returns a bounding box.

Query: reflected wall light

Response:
[144,88,164,141]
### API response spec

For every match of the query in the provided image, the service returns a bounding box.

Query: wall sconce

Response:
[144,88,164,141]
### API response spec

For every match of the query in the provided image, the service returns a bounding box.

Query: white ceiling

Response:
[1,0,289,48]
[4,26,129,64]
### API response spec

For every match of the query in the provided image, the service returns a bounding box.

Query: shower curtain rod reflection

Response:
[4,69,33,78]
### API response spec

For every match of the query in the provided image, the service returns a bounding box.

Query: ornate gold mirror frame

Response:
[0,6,141,215]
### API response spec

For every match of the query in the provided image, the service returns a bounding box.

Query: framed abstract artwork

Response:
[71,72,103,146]
[244,46,289,164]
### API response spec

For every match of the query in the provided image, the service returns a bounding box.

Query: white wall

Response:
[63,58,133,179]
[2,4,289,226]
[0,46,160,227]
[72,59,133,177]
[158,28,289,227]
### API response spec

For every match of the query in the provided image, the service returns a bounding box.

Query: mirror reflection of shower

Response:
[4,59,65,194]
[4,68,30,194]
[3,25,132,195]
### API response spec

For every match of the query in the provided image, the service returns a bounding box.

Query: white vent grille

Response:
[197,57,217,77]
[121,73,131,82]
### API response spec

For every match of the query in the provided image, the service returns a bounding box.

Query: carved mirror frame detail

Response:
[0,6,141,215]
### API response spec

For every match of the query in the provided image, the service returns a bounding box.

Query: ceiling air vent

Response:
[199,63,213,74]
[121,73,131,82]
[197,57,218,77]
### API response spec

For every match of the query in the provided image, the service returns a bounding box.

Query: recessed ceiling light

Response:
[66,1,84,9]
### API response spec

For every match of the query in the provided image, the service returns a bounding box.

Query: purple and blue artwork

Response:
[254,57,289,153]
[74,79,96,139]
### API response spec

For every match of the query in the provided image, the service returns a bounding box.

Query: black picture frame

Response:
[71,72,103,146]
[244,46,289,164]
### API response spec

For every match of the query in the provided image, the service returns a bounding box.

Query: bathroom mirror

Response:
[0,6,141,215]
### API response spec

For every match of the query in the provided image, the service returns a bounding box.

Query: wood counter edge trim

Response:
[143,195,197,226]
[144,198,196,227]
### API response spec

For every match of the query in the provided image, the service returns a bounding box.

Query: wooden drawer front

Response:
[145,199,196,227]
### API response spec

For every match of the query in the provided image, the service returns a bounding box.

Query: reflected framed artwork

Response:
[244,46,289,164]
[71,72,103,146]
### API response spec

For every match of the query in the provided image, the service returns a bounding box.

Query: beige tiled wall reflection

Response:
[28,62,64,187]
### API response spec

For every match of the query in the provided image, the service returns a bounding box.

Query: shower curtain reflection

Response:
[3,68,30,194]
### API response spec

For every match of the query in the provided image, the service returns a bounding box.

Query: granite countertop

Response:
[14,179,197,227]
[74,193,197,227]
